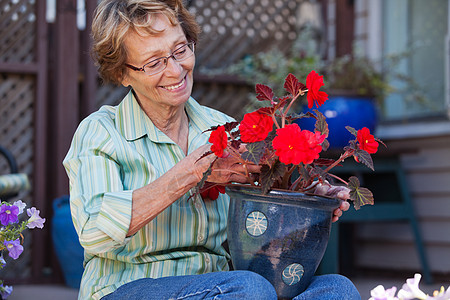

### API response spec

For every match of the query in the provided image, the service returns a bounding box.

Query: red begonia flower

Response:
[239,111,274,143]
[357,127,379,154]
[306,70,328,109]
[209,125,228,157]
[272,124,326,165]
[200,183,226,200]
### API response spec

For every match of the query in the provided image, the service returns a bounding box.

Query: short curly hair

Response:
[91,0,201,85]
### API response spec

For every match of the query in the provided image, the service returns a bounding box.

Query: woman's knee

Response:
[223,270,277,299]
[304,274,361,300]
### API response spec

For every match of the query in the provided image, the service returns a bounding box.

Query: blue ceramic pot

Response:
[51,195,84,289]
[296,96,378,149]
[226,185,341,299]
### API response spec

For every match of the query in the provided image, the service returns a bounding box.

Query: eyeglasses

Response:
[125,42,195,76]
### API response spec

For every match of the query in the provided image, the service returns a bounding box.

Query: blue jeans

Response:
[101,271,361,300]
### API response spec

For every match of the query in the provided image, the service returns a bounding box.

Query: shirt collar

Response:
[116,89,215,142]
[184,96,217,133]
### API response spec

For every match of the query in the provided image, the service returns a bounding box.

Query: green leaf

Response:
[354,149,374,171]
[241,141,266,164]
[348,176,374,210]
[260,160,285,194]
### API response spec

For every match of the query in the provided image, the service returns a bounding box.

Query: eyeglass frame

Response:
[125,41,196,76]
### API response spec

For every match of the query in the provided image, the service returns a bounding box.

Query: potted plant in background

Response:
[197,71,383,299]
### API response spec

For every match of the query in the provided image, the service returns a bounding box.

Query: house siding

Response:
[352,137,450,274]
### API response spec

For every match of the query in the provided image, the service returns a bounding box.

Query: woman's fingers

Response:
[314,183,350,201]
[339,200,350,212]
[331,199,350,223]
[192,143,261,184]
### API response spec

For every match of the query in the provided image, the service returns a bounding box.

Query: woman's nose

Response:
[164,56,183,76]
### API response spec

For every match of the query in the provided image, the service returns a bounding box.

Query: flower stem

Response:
[272,114,280,129]
[322,149,355,174]
[327,173,348,185]
[281,90,303,128]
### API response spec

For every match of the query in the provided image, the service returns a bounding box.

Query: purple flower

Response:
[26,207,46,229]
[0,283,13,299]
[4,239,23,260]
[0,204,19,226]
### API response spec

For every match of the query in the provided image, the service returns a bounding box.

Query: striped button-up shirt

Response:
[63,90,233,299]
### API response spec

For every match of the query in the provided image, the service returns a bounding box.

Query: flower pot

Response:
[296,95,378,149]
[51,195,84,289]
[226,185,341,299]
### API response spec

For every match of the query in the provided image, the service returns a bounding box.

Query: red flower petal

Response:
[240,111,274,143]
[306,70,328,109]
[357,127,379,154]
[209,125,228,157]
[272,124,325,165]
[200,183,226,200]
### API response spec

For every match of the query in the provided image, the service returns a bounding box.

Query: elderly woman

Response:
[63,0,360,299]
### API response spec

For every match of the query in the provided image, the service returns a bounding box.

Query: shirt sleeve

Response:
[63,117,133,254]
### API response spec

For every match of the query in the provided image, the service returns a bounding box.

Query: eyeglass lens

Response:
[143,43,194,75]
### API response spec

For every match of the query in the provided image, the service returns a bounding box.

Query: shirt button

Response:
[198,235,204,242]
[205,257,210,263]
[195,201,201,209]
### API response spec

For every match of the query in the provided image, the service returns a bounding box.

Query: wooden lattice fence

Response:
[0,0,47,282]
[0,74,34,280]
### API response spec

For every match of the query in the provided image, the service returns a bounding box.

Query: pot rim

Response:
[225,184,342,210]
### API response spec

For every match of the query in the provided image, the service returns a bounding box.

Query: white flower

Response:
[370,285,398,300]
[12,200,26,214]
[426,286,450,300]
[26,207,46,229]
[397,274,428,300]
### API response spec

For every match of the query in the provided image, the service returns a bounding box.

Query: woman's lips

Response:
[161,77,186,91]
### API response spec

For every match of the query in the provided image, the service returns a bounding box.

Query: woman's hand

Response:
[314,182,351,223]
[191,144,260,185]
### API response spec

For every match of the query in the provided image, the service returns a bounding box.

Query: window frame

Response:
[364,0,450,139]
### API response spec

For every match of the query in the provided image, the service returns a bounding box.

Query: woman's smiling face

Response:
[121,14,195,111]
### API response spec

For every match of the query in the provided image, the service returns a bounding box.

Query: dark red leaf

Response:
[241,141,266,165]
[314,158,337,167]
[274,96,290,110]
[348,176,374,210]
[260,160,286,194]
[255,84,274,102]
[223,121,240,132]
[346,126,358,138]
[354,149,375,171]
[256,107,276,115]
[284,73,306,96]
[313,110,329,137]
